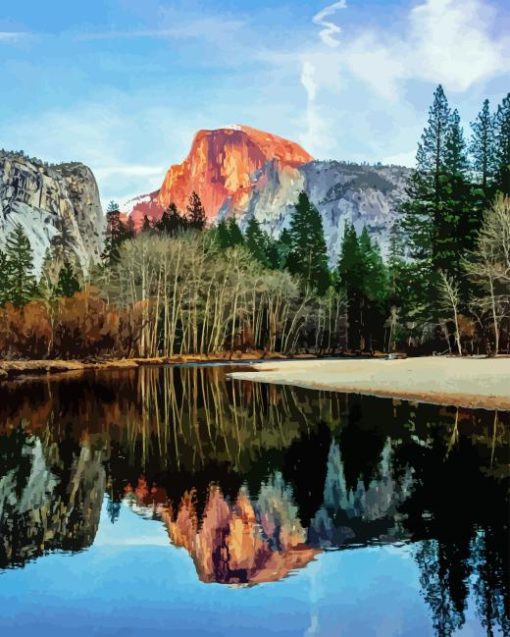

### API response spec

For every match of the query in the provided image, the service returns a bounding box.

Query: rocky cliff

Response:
[0,151,105,272]
[124,125,410,258]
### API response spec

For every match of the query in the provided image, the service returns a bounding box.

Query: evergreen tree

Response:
[158,203,187,236]
[0,250,8,306]
[470,99,495,191]
[493,93,510,195]
[141,215,153,234]
[359,228,388,305]
[286,192,331,295]
[102,200,127,266]
[4,224,36,307]
[125,215,136,240]
[275,228,292,270]
[56,261,80,297]
[401,86,451,270]
[186,191,207,230]
[245,217,270,267]
[226,218,244,247]
[336,223,364,349]
[400,86,478,315]
[439,109,477,277]
[215,220,231,249]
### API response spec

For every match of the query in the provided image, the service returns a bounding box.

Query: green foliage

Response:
[227,218,244,246]
[400,86,482,318]
[470,98,496,191]
[286,192,331,295]
[56,261,80,298]
[157,203,187,236]
[337,224,389,350]
[245,217,271,268]
[0,250,8,306]
[102,200,130,266]
[186,191,207,230]
[493,93,510,196]
[214,218,244,249]
[4,224,36,307]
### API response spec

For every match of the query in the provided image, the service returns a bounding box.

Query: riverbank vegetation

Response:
[0,86,509,360]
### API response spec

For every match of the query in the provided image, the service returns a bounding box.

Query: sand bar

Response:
[229,357,510,410]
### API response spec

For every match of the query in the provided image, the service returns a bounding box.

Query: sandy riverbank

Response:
[0,352,295,381]
[229,357,510,410]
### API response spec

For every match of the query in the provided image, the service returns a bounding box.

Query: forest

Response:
[0,86,509,360]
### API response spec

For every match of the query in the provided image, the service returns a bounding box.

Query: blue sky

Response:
[0,501,487,636]
[0,0,509,204]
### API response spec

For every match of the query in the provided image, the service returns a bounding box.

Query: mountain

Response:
[124,125,410,258]
[124,124,313,226]
[0,151,105,272]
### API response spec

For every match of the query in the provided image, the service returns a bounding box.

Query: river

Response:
[0,365,508,636]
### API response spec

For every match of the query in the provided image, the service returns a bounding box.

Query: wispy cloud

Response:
[312,1,347,48]
[0,31,28,42]
[76,17,245,43]
[297,0,510,157]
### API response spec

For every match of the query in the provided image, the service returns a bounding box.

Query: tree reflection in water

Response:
[0,365,508,634]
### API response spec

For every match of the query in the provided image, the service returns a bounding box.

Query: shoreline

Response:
[229,357,510,410]
[0,352,315,381]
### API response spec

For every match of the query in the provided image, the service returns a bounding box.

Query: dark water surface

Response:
[0,365,508,636]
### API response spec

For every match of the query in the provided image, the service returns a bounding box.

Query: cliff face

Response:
[248,160,410,261]
[0,152,105,272]
[125,126,409,256]
[126,125,313,227]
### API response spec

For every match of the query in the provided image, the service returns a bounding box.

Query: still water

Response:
[0,365,508,636]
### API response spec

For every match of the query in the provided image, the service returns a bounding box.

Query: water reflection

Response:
[0,366,508,635]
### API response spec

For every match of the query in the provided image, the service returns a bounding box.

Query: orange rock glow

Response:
[129,125,313,227]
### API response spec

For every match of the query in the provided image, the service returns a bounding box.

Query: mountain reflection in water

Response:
[0,365,508,635]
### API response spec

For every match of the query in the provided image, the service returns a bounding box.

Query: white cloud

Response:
[312,1,348,48]
[294,0,510,159]
[0,32,28,42]
[407,0,509,91]
[77,17,244,43]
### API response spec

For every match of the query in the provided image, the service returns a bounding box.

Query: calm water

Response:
[0,365,508,637]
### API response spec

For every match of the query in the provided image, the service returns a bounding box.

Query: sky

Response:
[0,500,487,636]
[0,0,509,204]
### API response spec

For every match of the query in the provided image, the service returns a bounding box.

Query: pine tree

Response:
[275,228,292,269]
[141,215,153,234]
[336,223,364,349]
[215,220,231,249]
[400,87,478,316]
[470,99,495,191]
[125,215,136,240]
[226,218,244,247]
[4,224,36,307]
[0,249,8,306]
[56,261,80,297]
[401,86,451,269]
[158,203,187,236]
[359,228,388,305]
[286,192,331,295]
[102,200,127,266]
[245,217,270,267]
[438,108,477,278]
[493,93,510,195]
[186,191,207,230]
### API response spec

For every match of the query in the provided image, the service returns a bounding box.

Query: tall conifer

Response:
[286,192,330,295]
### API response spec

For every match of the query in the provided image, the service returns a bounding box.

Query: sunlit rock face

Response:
[126,473,319,585]
[0,152,105,272]
[126,125,313,228]
[124,125,409,258]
